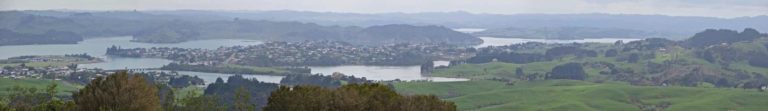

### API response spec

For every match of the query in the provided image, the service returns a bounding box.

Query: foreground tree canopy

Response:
[72,71,162,111]
[264,83,456,111]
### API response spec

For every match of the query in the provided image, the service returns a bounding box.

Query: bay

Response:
[1,35,640,83]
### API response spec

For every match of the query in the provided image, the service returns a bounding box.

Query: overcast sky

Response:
[1,0,766,18]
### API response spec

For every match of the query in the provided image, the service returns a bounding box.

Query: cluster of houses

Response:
[107,41,476,67]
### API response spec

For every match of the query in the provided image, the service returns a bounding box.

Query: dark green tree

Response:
[628,53,641,63]
[605,49,618,57]
[158,84,176,111]
[177,90,225,111]
[72,71,162,111]
[3,83,76,111]
[515,67,525,79]
[547,63,587,80]
[234,87,256,111]
[263,83,456,111]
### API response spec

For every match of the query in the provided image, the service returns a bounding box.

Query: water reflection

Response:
[145,70,284,84]
[453,28,487,34]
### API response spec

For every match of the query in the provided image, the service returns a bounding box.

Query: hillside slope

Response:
[395,80,768,111]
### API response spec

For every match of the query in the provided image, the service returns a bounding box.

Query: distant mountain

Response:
[130,20,480,45]
[14,10,768,40]
[5,10,766,45]
[356,24,480,45]
[473,27,674,39]
[134,10,766,38]
[0,11,160,38]
[22,11,768,39]
[1,11,480,46]
[0,29,83,46]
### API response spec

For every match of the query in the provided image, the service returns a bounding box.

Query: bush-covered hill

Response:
[0,29,82,46]
[437,28,768,88]
[0,11,480,46]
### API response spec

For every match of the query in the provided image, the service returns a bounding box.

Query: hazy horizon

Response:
[1,0,767,18]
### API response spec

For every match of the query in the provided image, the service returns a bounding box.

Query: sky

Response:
[0,0,766,18]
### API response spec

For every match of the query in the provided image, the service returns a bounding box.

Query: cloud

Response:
[0,0,766,18]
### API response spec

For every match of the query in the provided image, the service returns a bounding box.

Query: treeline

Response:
[0,71,454,111]
[135,71,205,88]
[132,21,481,46]
[686,29,768,67]
[280,73,371,88]
[64,53,97,60]
[474,27,672,39]
[160,63,310,75]
[459,45,597,64]
[547,63,587,80]
[464,52,544,64]
[264,84,456,111]
[682,28,766,48]
[0,29,83,46]
[203,75,279,110]
[168,75,205,88]
[235,48,433,67]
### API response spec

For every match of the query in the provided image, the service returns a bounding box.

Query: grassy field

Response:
[430,49,738,81]
[0,78,209,100]
[0,78,81,96]
[432,60,600,80]
[394,80,768,111]
[175,86,205,99]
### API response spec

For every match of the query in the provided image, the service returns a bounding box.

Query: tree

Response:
[628,53,641,63]
[515,67,525,79]
[3,83,76,111]
[177,90,224,111]
[683,28,766,48]
[280,74,357,88]
[5,86,42,110]
[421,61,435,74]
[0,103,9,111]
[234,87,256,111]
[35,83,77,111]
[204,75,279,110]
[72,71,162,111]
[604,49,618,57]
[749,56,768,68]
[67,63,78,74]
[157,84,176,111]
[547,63,587,80]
